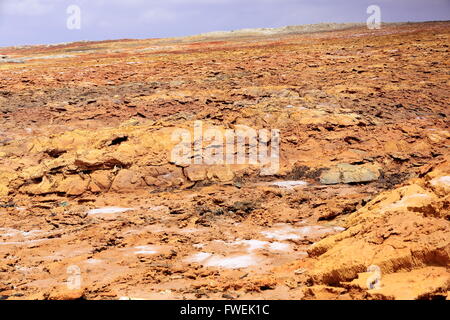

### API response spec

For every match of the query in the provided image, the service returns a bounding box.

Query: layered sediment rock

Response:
[306,159,449,299]
[0,21,448,300]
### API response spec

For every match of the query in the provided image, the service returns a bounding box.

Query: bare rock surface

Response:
[0,21,448,300]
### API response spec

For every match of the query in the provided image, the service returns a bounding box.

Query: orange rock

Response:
[308,162,450,286]
[184,165,208,182]
[110,169,144,192]
[59,175,89,196]
[89,171,113,193]
[48,288,85,300]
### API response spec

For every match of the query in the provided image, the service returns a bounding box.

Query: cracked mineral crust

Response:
[0,21,449,300]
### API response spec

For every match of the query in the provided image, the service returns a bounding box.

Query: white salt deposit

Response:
[185,251,258,269]
[230,239,268,252]
[87,207,134,215]
[149,206,169,212]
[86,258,103,265]
[271,181,308,189]
[261,228,301,241]
[261,224,345,241]
[186,252,213,263]
[0,228,43,238]
[204,255,258,269]
[431,176,450,187]
[387,193,433,210]
[134,245,158,255]
[268,242,291,251]
[219,239,291,252]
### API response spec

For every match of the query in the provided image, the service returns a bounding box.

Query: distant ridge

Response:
[192,22,367,38]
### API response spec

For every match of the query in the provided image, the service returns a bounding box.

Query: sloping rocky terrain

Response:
[0,21,448,300]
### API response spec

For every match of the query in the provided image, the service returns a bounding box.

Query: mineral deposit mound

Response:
[0,21,449,300]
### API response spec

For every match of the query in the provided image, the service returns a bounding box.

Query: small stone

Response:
[48,288,84,300]
[320,169,341,185]
[184,165,208,182]
[207,165,235,182]
[320,164,380,185]
[59,175,89,196]
[110,169,143,192]
[89,171,113,192]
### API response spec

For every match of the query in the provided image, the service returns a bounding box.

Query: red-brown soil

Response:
[0,22,448,300]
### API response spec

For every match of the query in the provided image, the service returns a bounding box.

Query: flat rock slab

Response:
[320,163,381,185]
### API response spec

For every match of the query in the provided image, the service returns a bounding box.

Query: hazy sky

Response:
[0,0,449,47]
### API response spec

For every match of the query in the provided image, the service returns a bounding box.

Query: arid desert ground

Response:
[0,21,449,300]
